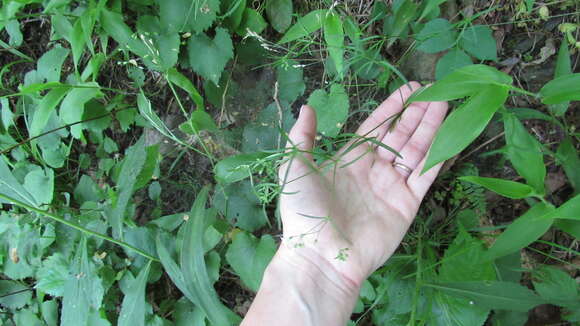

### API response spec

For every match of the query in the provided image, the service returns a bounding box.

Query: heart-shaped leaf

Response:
[188,28,233,85]
[307,83,349,137]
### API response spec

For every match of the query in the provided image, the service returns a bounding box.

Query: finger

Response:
[407,156,444,200]
[279,105,317,182]
[393,101,448,170]
[340,82,423,168]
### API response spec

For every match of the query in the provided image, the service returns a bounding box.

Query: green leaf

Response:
[59,83,102,138]
[180,187,241,326]
[411,65,512,102]
[35,253,69,297]
[549,38,572,116]
[29,87,69,138]
[556,137,580,195]
[555,219,580,238]
[459,25,497,61]
[485,202,555,260]
[6,19,23,47]
[225,232,276,291]
[0,156,38,207]
[384,0,417,48]
[237,8,268,36]
[0,280,31,309]
[277,60,306,103]
[532,265,578,305]
[324,12,345,79]
[118,261,151,326]
[223,0,246,30]
[503,112,546,194]
[492,310,528,326]
[188,28,233,85]
[418,0,447,21]
[266,0,293,33]
[547,194,580,220]
[213,181,268,232]
[540,73,580,104]
[307,83,349,138]
[435,49,473,80]
[99,9,148,58]
[167,68,204,109]
[459,176,535,199]
[423,85,508,172]
[242,102,295,152]
[37,45,70,83]
[71,19,86,69]
[179,110,218,134]
[23,167,54,205]
[214,152,269,184]
[416,18,457,53]
[425,281,545,312]
[279,9,327,44]
[159,0,220,34]
[136,15,180,71]
[110,137,147,239]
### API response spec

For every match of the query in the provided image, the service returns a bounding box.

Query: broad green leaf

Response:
[266,0,293,33]
[279,9,327,44]
[411,65,512,102]
[35,253,69,297]
[136,15,180,71]
[226,232,276,291]
[0,156,38,207]
[277,60,306,103]
[416,18,456,53]
[459,25,497,61]
[188,28,233,85]
[158,0,220,34]
[324,13,345,79]
[242,102,295,152]
[459,176,535,199]
[555,219,580,238]
[179,110,218,134]
[532,265,578,305]
[30,87,69,137]
[59,83,102,138]
[23,167,54,205]
[485,202,554,260]
[213,181,268,232]
[6,19,23,46]
[110,137,147,239]
[425,281,545,312]
[504,112,545,194]
[214,152,269,184]
[556,138,580,195]
[37,45,70,83]
[422,86,508,172]
[167,68,204,109]
[61,237,104,326]
[549,38,572,116]
[51,13,72,41]
[540,73,580,104]
[418,0,447,21]
[307,83,349,138]
[0,280,32,309]
[237,8,268,36]
[180,187,241,326]
[546,194,580,220]
[118,261,151,326]
[435,49,473,80]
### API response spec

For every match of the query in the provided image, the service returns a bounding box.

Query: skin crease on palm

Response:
[278,81,449,288]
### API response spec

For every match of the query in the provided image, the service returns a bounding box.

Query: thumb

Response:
[279,105,317,179]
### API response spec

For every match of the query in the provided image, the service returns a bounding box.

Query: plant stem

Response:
[0,193,160,262]
[509,86,539,98]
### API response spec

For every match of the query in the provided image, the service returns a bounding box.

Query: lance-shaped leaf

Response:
[279,9,327,43]
[459,176,535,199]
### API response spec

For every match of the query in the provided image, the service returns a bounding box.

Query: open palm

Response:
[278,82,449,286]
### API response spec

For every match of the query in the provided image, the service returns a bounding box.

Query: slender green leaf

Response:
[225,232,276,291]
[423,85,508,172]
[70,19,86,69]
[504,113,546,194]
[179,110,218,134]
[546,194,580,220]
[118,261,151,326]
[459,176,534,199]
[485,203,554,260]
[279,9,327,44]
[424,281,545,312]
[29,87,69,137]
[540,73,580,104]
[214,152,269,184]
[549,38,572,115]
[324,13,345,79]
[556,137,580,195]
[167,68,204,109]
[99,9,148,57]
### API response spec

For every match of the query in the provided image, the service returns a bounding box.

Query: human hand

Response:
[277,82,449,289]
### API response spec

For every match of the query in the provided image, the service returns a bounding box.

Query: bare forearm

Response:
[241,243,361,326]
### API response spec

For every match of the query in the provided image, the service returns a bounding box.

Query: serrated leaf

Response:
[425,281,545,312]
[416,18,456,53]
[410,65,512,102]
[266,0,292,33]
[532,265,578,305]
[59,83,102,138]
[118,261,151,326]
[167,68,204,109]
[435,49,472,80]
[188,28,233,85]
[225,232,276,291]
[485,202,554,260]
[422,85,508,172]
[459,25,497,61]
[279,9,327,44]
[540,73,580,104]
[504,112,546,194]
[35,253,69,297]
[307,83,349,137]
[324,12,345,79]
[459,176,535,199]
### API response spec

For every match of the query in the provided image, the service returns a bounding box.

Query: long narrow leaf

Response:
[118,261,152,326]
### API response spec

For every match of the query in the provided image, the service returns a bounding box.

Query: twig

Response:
[273,81,284,149]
